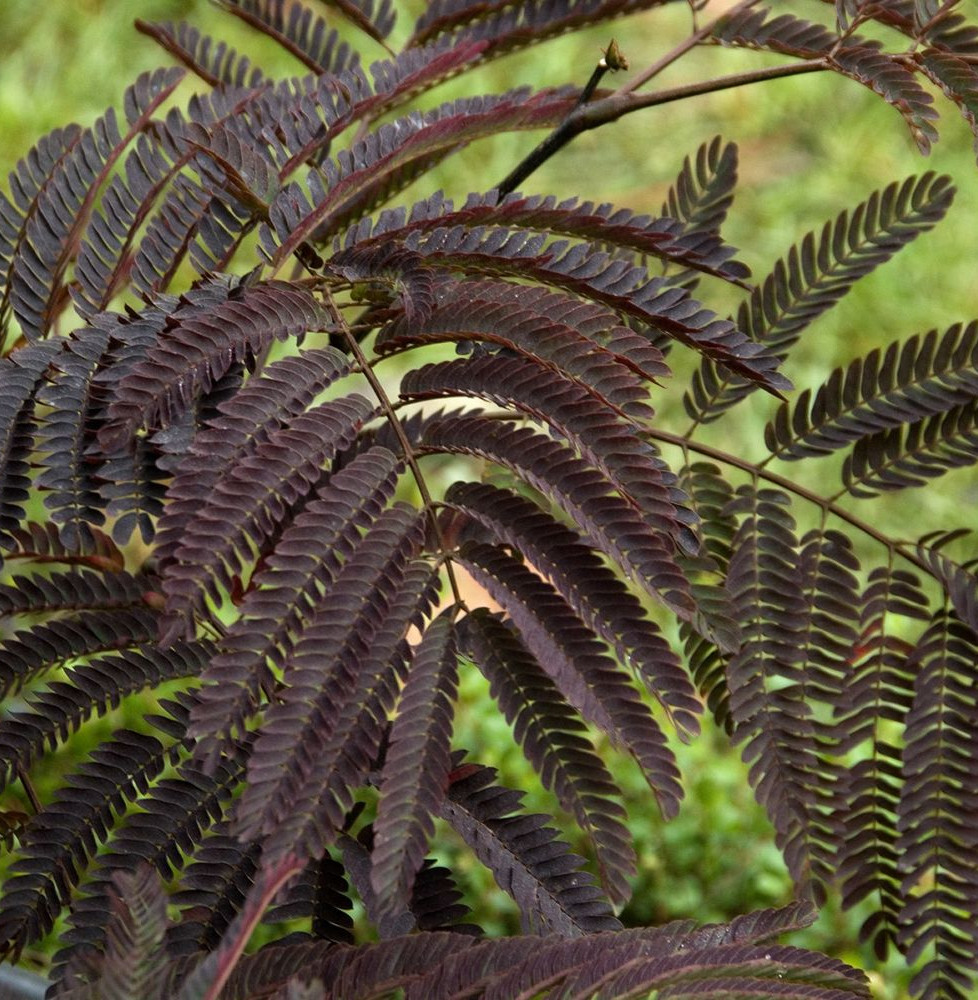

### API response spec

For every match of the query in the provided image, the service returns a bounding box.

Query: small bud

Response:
[602,38,629,71]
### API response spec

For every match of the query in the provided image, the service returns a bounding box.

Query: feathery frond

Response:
[4,0,978,996]
[687,173,955,425]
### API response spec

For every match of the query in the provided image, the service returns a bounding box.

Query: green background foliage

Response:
[3,3,978,997]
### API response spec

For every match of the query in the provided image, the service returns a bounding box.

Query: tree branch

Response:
[498,60,825,195]
[615,0,764,95]
[646,426,934,577]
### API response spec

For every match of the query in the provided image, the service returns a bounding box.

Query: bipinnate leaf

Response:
[189,445,402,768]
[155,345,354,571]
[713,8,938,151]
[371,610,459,922]
[896,611,978,1000]
[402,352,696,551]
[0,728,178,960]
[835,567,930,958]
[376,276,668,415]
[338,188,750,283]
[100,278,330,450]
[0,124,82,343]
[367,224,789,391]
[161,392,375,638]
[842,399,978,497]
[724,486,820,888]
[6,1,978,995]
[419,412,694,621]
[0,639,211,790]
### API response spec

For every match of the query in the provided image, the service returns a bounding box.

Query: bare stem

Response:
[647,426,933,575]
[615,0,764,94]
[322,291,466,610]
[498,60,825,194]
[16,764,42,814]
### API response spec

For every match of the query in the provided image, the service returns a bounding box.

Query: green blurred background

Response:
[3,2,978,997]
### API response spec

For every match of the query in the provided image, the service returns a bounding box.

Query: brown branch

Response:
[497,60,825,194]
[615,0,764,94]
[646,426,933,577]
[16,764,42,815]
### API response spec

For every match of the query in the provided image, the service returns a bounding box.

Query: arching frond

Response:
[376,277,668,412]
[260,89,579,260]
[446,483,700,735]
[0,608,160,700]
[0,641,211,790]
[8,68,185,340]
[235,504,426,850]
[0,726,182,961]
[160,392,376,637]
[713,9,938,151]
[687,173,955,425]
[724,486,819,889]
[896,612,978,1000]
[765,322,978,461]
[419,413,694,619]
[216,0,360,75]
[189,445,401,766]
[0,125,83,345]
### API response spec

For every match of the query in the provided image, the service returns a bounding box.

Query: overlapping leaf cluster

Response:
[1,1,978,998]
